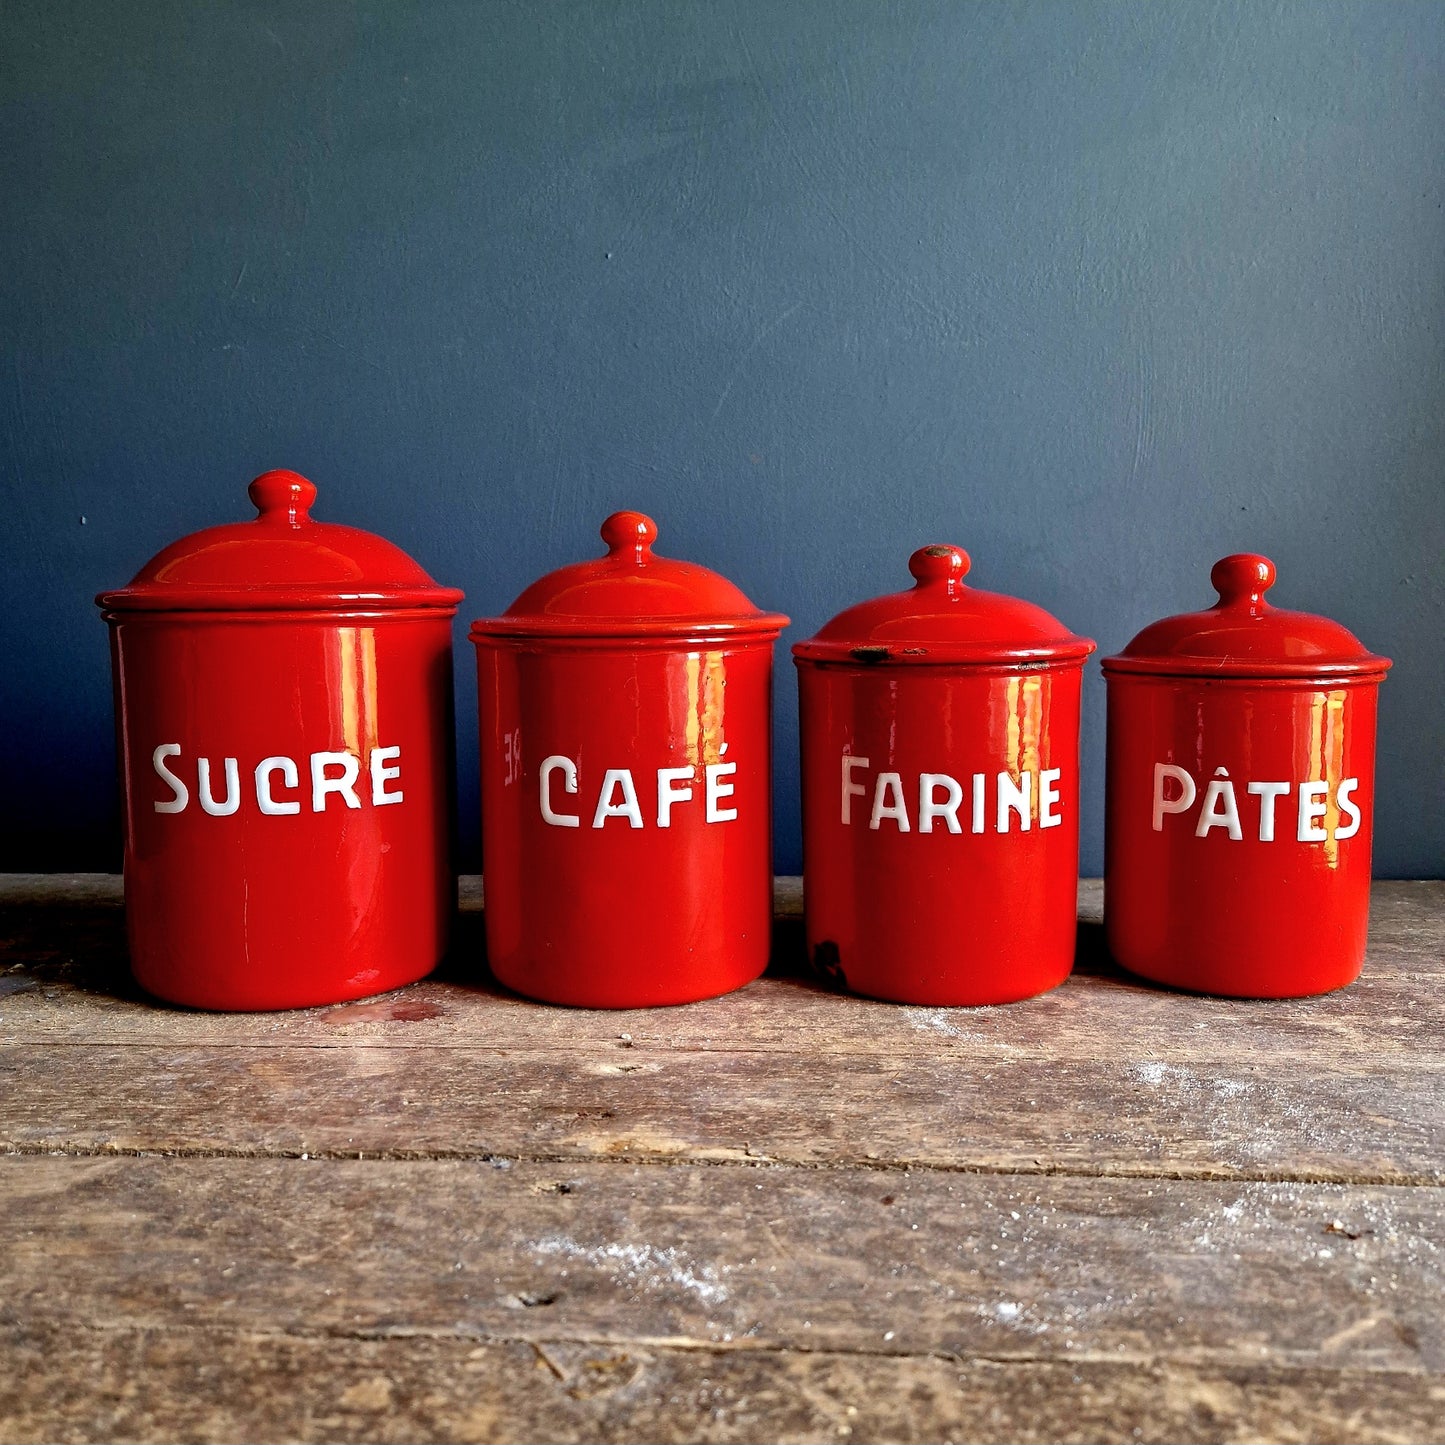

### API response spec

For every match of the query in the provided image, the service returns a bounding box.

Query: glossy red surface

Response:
[484,510,787,639]
[98,470,457,612]
[1105,553,1389,678]
[795,546,1094,1006]
[470,512,787,1008]
[793,544,1093,667]
[98,473,462,1011]
[1103,554,1391,998]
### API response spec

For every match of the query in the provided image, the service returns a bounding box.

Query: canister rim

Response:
[1100,652,1392,681]
[469,611,790,643]
[97,585,465,615]
[792,636,1095,667]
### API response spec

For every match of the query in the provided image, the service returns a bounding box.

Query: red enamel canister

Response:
[97,470,464,1011]
[1103,553,1391,997]
[794,544,1095,1005]
[469,511,788,1008]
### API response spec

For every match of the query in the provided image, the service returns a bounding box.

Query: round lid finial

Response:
[1211,553,1276,609]
[601,510,658,562]
[248,470,317,525]
[909,544,971,593]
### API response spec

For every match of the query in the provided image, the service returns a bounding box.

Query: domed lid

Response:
[792,543,1094,667]
[96,470,463,614]
[1102,553,1390,679]
[470,510,789,641]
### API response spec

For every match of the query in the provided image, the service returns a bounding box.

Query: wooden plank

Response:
[2,878,1442,1445]
[1,1033,1439,1182]
[0,880,1441,1074]
[2,1324,1441,1445]
[2,1158,1440,1374]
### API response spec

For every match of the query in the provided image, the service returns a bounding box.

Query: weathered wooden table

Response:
[0,876,1440,1444]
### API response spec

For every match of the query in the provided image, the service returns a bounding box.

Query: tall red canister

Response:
[794,544,1095,1005]
[470,511,788,1007]
[1103,553,1390,997]
[97,470,464,1011]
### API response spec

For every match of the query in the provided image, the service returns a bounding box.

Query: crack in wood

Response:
[25,1317,1443,1381]
[2,1138,1440,1188]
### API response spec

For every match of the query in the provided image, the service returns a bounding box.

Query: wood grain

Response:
[2,1036,1441,1184]
[2,876,1442,1444]
[3,1325,1442,1445]
[2,1158,1439,1372]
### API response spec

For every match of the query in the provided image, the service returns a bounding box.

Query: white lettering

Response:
[841,754,870,826]
[311,751,362,812]
[197,757,241,817]
[705,761,738,822]
[149,744,404,818]
[1195,769,1242,839]
[1297,780,1329,842]
[1152,762,1197,832]
[869,772,911,831]
[593,769,644,829]
[540,755,580,827]
[997,771,1031,833]
[1336,778,1362,839]
[918,773,963,834]
[1246,781,1290,842]
[370,745,403,806]
[255,756,301,816]
[836,755,1078,837]
[1153,765,1366,847]
[1039,767,1062,828]
[657,766,694,827]
[152,743,189,814]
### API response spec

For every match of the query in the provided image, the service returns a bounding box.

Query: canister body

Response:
[110,611,455,1010]
[476,639,775,1007]
[1105,675,1380,997]
[798,661,1084,1005]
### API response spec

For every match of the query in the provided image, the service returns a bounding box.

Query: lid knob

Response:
[249,469,317,525]
[601,510,658,563]
[909,544,971,596]
[1211,552,1276,610]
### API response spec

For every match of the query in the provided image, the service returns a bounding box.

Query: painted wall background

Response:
[2,0,1441,876]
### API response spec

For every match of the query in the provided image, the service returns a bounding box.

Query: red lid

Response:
[470,510,789,642]
[1102,553,1391,680]
[96,470,463,614]
[792,544,1094,667]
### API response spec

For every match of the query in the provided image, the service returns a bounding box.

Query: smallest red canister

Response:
[1103,553,1391,998]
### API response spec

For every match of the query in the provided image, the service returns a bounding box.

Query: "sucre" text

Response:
[149,743,404,816]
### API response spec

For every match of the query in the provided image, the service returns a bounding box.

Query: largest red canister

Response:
[794,544,1095,1005]
[470,511,788,1008]
[97,470,464,1011]
[1103,553,1391,998]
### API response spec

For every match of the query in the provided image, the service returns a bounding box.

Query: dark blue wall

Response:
[3,0,1442,875]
